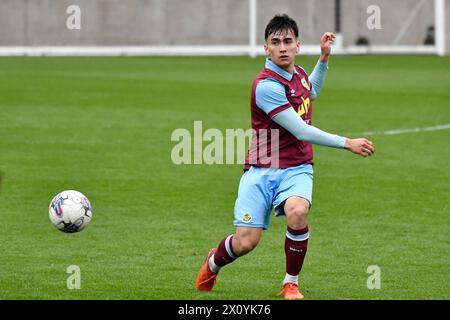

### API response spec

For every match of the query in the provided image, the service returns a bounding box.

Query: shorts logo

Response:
[243,213,252,223]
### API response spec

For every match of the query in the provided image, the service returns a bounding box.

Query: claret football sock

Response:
[284,226,309,284]
[211,235,237,273]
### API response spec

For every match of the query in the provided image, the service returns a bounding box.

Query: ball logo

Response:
[243,213,252,223]
[52,197,64,217]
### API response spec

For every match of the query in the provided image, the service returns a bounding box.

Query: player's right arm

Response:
[309,32,336,100]
[255,80,375,157]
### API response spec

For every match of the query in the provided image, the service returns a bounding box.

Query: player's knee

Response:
[285,200,309,220]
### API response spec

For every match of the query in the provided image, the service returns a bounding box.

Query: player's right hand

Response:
[344,138,375,157]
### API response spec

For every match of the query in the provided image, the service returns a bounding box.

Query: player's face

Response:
[264,30,300,72]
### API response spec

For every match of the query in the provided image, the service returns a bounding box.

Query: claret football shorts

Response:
[233,163,313,230]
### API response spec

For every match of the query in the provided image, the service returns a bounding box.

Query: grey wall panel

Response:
[0,0,447,53]
[342,0,435,46]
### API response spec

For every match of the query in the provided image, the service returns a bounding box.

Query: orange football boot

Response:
[276,283,305,300]
[196,248,218,291]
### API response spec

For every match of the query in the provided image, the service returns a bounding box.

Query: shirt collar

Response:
[265,58,298,81]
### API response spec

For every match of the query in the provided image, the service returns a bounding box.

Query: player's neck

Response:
[280,63,295,75]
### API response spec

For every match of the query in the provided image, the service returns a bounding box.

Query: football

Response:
[49,190,93,233]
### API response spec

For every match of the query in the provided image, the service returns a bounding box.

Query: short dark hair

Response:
[264,14,299,41]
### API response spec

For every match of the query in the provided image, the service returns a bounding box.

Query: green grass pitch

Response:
[0,55,448,299]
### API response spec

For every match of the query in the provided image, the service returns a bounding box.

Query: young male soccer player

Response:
[196,14,375,299]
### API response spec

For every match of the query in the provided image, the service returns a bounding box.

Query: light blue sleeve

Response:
[255,78,289,114]
[309,60,328,100]
[272,107,347,148]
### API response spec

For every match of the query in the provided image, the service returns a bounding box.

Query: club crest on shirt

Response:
[301,77,311,91]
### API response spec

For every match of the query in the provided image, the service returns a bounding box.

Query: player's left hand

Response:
[319,32,336,62]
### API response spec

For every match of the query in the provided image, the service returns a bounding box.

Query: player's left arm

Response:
[310,32,335,100]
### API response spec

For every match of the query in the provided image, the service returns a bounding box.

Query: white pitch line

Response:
[352,124,450,136]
